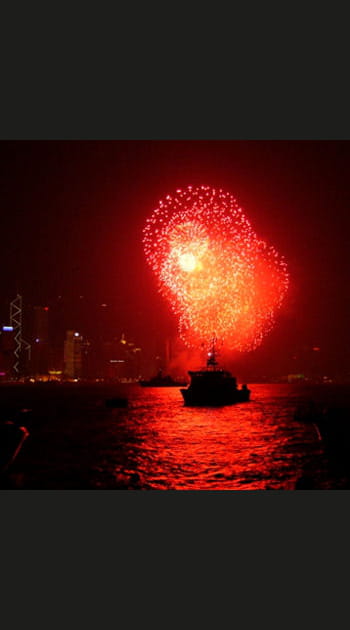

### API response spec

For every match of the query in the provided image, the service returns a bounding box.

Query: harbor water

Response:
[1,383,350,490]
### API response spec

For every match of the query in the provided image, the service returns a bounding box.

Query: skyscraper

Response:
[63,330,82,379]
[0,326,15,379]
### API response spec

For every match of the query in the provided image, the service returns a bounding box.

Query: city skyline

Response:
[0,289,346,383]
[1,140,350,379]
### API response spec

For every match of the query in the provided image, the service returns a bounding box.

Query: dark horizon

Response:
[1,140,350,378]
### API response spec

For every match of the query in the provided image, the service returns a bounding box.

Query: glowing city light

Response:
[143,185,289,352]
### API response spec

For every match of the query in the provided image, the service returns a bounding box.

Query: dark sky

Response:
[1,140,349,375]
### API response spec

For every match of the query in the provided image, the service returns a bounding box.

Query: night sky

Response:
[1,140,349,377]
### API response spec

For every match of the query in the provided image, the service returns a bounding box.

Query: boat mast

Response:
[207,335,219,369]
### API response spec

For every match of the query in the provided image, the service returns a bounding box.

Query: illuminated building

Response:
[0,326,15,379]
[63,330,83,379]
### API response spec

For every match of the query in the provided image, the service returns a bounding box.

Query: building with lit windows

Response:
[0,326,15,379]
[63,330,83,379]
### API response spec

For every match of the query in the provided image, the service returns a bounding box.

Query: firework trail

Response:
[143,186,289,352]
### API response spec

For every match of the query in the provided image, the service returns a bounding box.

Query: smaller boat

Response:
[105,397,128,408]
[139,370,187,387]
[180,340,251,407]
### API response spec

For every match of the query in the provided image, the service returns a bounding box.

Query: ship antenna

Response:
[207,334,219,369]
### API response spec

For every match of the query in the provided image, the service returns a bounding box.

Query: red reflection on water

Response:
[110,385,320,490]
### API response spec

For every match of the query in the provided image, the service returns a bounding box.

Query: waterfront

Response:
[1,383,350,490]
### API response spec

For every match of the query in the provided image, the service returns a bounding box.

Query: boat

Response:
[180,340,251,407]
[139,370,187,387]
[105,397,128,408]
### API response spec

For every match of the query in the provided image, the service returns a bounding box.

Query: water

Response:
[1,383,350,489]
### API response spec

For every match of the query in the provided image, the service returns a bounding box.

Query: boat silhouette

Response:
[139,370,187,387]
[180,339,251,407]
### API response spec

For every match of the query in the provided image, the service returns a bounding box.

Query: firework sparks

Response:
[143,185,289,352]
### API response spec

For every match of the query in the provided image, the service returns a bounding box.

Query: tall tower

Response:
[10,294,31,377]
[64,330,83,379]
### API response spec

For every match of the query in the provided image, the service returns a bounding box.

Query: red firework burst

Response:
[143,185,289,352]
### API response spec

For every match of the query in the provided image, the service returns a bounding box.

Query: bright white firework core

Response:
[179,253,197,272]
